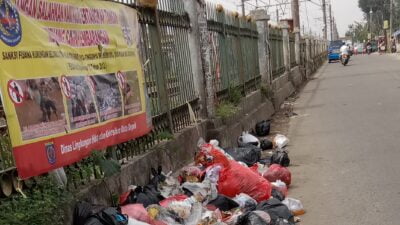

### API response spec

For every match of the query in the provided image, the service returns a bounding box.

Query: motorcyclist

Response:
[340,43,349,57]
[365,40,372,54]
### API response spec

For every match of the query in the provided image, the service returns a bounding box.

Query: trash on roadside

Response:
[270,149,290,167]
[205,165,222,184]
[271,188,285,201]
[233,193,257,212]
[121,204,153,224]
[256,198,295,224]
[271,180,288,197]
[159,194,188,207]
[207,194,239,211]
[264,164,292,186]
[282,198,305,216]
[178,166,204,184]
[273,135,289,149]
[238,132,260,148]
[224,146,261,166]
[255,120,271,137]
[237,210,271,225]
[260,139,273,150]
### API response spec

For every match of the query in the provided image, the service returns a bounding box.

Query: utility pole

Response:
[329,3,333,40]
[369,8,373,39]
[276,8,279,22]
[322,0,327,40]
[241,0,246,16]
[291,0,300,31]
[390,0,393,38]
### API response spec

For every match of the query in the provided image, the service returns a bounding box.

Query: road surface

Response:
[289,54,400,225]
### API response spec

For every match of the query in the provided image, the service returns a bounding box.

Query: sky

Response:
[209,0,364,37]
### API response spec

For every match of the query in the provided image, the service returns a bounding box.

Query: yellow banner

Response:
[0,0,151,178]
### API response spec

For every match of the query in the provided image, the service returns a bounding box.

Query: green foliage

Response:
[91,150,121,178]
[156,131,174,141]
[0,176,72,225]
[216,102,238,120]
[227,86,242,106]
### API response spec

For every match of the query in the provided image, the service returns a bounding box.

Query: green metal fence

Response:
[206,3,260,99]
[289,33,296,68]
[269,27,285,79]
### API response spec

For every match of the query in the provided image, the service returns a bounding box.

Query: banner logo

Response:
[0,0,22,46]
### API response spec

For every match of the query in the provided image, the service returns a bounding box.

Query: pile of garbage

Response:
[74,120,305,225]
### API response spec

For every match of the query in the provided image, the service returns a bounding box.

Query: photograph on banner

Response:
[11,78,66,140]
[62,76,99,130]
[117,71,142,116]
[91,74,123,122]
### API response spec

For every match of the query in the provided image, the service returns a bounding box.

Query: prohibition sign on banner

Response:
[7,80,24,105]
[116,71,126,90]
[60,75,71,98]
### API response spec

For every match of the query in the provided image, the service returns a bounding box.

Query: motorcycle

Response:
[341,54,349,66]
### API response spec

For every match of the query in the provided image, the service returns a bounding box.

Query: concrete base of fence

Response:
[272,72,295,108]
[290,66,303,88]
[207,90,275,147]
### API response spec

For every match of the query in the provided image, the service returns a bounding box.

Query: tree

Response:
[358,0,400,35]
[346,22,369,42]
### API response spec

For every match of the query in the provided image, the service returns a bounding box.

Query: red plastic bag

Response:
[264,164,291,186]
[121,204,152,224]
[195,144,230,168]
[159,194,188,207]
[218,160,272,202]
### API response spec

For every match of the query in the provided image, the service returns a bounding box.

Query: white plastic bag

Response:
[282,198,305,216]
[128,218,151,225]
[233,193,257,211]
[205,165,222,184]
[273,134,289,148]
[238,131,260,148]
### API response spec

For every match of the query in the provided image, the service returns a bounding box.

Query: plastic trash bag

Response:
[256,198,294,224]
[184,202,203,224]
[264,164,292,186]
[73,201,105,225]
[260,139,273,150]
[224,146,261,166]
[178,166,204,184]
[159,195,188,207]
[182,179,218,203]
[127,218,151,225]
[273,135,289,149]
[218,160,272,202]
[92,207,129,225]
[159,175,181,198]
[233,193,257,212]
[238,132,260,148]
[271,189,285,201]
[147,205,182,225]
[237,210,271,225]
[166,200,192,219]
[270,149,290,167]
[271,180,288,197]
[205,165,222,184]
[282,198,305,216]
[207,194,239,211]
[121,204,152,224]
[255,120,271,137]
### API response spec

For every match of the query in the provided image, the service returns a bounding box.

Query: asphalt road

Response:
[288,54,400,225]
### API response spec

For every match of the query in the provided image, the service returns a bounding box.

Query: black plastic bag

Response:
[256,199,294,225]
[224,146,261,166]
[207,194,239,211]
[124,185,165,207]
[260,140,273,150]
[255,120,271,137]
[74,201,105,225]
[270,149,290,167]
[237,210,271,225]
[94,207,128,225]
[271,188,285,201]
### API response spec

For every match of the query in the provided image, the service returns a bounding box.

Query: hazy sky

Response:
[210,0,364,37]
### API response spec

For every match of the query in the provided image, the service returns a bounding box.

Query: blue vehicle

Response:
[328,40,344,62]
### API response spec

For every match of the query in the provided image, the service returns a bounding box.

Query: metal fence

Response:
[289,33,296,68]
[269,27,285,79]
[206,3,260,100]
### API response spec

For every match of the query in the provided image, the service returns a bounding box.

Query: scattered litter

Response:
[224,146,261,166]
[260,139,273,150]
[273,135,289,149]
[238,132,260,148]
[271,180,288,197]
[270,149,290,167]
[264,164,292,186]
[255,120,271,136]
[282,198,305,216]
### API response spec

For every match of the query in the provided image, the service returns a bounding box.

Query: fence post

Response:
[197,0,215,118]
[251,10,271,85]
[305,38,311,79]
[294,28,301,65]
[183,0,207,118]
[281,22,290,74]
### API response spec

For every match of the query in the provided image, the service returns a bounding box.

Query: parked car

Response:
[328,40,344,63]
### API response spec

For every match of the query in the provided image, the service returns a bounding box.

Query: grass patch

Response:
[216,101,238,120]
